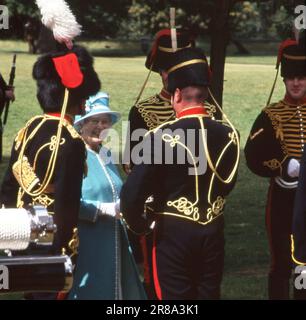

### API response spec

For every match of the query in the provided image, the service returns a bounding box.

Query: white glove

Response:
[287,158,300,178]
[98,199,121,219]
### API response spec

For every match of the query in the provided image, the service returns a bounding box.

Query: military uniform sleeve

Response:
[0,142,19,207]
[52,138,85,254]
[292,145,306,265]
[244,110,289,178]
[0,74,7,91]
[120,162,156,234]
[124,106,147,167]
[121,133,157,234]
[215,128,240,197]
[0,74,7,112]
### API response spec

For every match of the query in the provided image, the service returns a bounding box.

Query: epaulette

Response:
[62,120,83,141]
[14,115,44,151]
[14,115,83,151]
[263,100,299,125]
[204,103,218,119]
[263,101,286,113]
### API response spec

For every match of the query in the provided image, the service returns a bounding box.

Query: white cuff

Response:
[287,158,300,178]
[98,200,121,219]
[98,202,117,218]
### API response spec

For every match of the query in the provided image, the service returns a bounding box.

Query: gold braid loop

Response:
[16,89,70,197]
[204,88,240,184]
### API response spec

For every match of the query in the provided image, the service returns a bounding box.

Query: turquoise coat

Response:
[68,147,146,300]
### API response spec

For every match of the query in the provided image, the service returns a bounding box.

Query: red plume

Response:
[277,38,297,67]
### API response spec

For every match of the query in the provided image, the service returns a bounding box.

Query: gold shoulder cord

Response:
[146,90,240,185]
[203,88,240,184]
[134,63,153,105]
[17,89,70,197]
[291,235,306,266]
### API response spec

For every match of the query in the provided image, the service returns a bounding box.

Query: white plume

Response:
[36,0,82,48]
[293,24,300,44]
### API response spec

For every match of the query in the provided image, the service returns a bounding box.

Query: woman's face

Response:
[81,114,112,148]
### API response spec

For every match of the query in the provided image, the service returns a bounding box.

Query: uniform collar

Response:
[283,94,306,106]
[177,106,208,119]
[46,112,74,124]
[159,88,171,102]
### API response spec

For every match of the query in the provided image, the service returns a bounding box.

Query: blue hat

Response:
[74,91,121,129]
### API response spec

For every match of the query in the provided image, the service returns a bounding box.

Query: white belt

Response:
[274,176,298,189]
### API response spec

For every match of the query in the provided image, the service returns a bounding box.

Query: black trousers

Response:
[266,180,306,300]
[152,216,224,300]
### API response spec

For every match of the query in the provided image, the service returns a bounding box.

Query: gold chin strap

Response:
[205,88,240,184]
[266,64,280,107]
[134,63,153,106]
[17,88,70,197]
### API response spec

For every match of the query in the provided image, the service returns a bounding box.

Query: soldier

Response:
[0,1,101,301]
[123,28,196,297]
[0,73,15,105]
[125,28,196,171]
[0,45,100,254]
[0,73,15,162]
[244,36,306,299]
[121,47,239,300]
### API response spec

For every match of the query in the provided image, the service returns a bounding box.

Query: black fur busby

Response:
[167,47,211,94]
[145,29,195,73]
[32,45,101,112]
[279,33,306,78]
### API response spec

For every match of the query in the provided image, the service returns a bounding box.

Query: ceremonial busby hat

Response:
[278,35,306,78]
[33,45,100,113]
[33,0,100,113]
[167,47,211,94]
[145,29,195,73]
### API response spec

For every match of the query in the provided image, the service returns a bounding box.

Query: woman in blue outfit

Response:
[68,92,146,300]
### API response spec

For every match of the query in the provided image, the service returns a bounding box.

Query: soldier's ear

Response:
[174,88,182,104]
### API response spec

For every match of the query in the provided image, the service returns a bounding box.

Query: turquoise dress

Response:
[68,147,146,300]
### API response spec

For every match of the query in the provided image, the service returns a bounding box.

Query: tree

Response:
[4,0,131,41]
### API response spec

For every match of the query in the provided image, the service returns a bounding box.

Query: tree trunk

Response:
[209,0,232,119]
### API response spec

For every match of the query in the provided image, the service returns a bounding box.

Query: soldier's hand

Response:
[5,88,15,102]
[123,164,132,175]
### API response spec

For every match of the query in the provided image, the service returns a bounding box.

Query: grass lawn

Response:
[0,40,288,300]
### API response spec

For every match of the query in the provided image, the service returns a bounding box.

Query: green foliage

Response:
[256,0,302,40]
[68,0,131,38]
[3,0,131,39]
[230,1,261,38]
[2,0,302,41]
[119,0,213,39]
